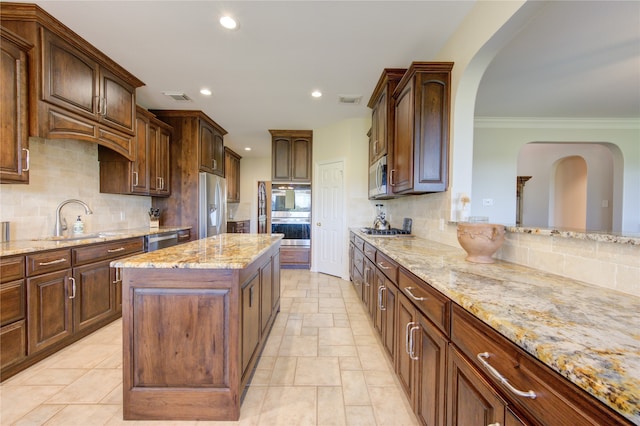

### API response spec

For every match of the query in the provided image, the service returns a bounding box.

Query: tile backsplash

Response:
[0,138,151,240]
[384,192,640,298]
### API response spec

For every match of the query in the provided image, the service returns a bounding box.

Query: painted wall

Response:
[233,155,272,233]
[0,138,151,240]
[472,121,639,233]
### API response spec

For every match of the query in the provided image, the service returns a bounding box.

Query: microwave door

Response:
[376,160,382,193]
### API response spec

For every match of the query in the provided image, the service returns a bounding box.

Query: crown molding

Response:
[474,117,640,129]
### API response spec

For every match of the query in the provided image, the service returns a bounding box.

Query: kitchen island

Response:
[112,233,282,421]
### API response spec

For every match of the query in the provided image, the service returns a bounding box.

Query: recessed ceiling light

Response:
[220,16,238,30]
[244,147,252,151]
[200,88,212,96]
[311,90,322,98]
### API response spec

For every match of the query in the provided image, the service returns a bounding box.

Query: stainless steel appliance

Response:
[145,231,179,251]
[198,172,227,239]
[369,155,388,198]
[271,184,311,246]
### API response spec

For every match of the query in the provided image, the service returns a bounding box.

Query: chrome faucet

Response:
[55,199,93,237]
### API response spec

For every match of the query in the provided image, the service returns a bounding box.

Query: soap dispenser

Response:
[73,215,84,234]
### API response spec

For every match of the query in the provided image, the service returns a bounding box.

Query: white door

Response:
[315,161,344,277]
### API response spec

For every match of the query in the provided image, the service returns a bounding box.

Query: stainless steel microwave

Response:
[369,156,388,198]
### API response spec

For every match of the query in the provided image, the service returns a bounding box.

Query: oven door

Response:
[271,220,311,246]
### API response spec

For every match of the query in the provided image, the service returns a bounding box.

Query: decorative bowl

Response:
[456,223,506,263]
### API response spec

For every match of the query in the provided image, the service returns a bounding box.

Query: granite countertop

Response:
[353,229,640,424]
[0,226,191,257]
[112,233,283,269]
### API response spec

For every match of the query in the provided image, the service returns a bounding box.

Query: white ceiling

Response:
[11,1,640,157]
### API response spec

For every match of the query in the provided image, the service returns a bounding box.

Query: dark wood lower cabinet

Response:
[280,246,310,269]
[73,259,116,332]
[242,273,260,375]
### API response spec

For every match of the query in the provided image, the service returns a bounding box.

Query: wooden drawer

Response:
[364,242,376,261]
[0,320,26,369]
[352,247,364,275]
[451,304,629,426]
[1,256,25,283]
[280,247,310,264]
[26,249,71,276]
[0,280,25,326]
[72,237,144,266]
[375,251,398,284]
[177,229,191,243]
[353,235,365,251]
[398,268,449,335]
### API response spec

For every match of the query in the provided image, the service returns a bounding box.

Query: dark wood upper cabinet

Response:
[0,3,144,160]
[0,27,31,184]
[368,68,406,166]
[269,130,312,183]
[99,106,171,197]
[199,119,225,177]
[225,147,241,203]
[391,62,452,195]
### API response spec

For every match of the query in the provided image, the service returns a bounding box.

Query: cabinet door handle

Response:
[249,285,254,307]
[405,321,416,356]
[404,286,427,301]
[378,286,386,311]
[132,171,139,187]
[364,267,371,286]
[477,352,537,399]
[96,95,101,114]
[113,267,121,284]
[409,324,420,360]
[389,169,395,186]
[38,258,67,266]
[68,277,76,299]
[212,159,217,169]
[22,148,30,171]
[107,247,125,253]
[101,96,107,116]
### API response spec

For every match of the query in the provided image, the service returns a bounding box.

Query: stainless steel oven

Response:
[271,212,311,246]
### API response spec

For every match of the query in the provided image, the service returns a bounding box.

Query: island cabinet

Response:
[99,106,172,197]
[120,236,281,421]
[269,129,312,183]
[0,27,32,184]
[391,62,453,195]
[0,3,144,160]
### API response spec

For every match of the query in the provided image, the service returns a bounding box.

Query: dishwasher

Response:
[145,231,179,252]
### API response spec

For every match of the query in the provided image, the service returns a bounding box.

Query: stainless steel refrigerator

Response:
[198,172,227,239]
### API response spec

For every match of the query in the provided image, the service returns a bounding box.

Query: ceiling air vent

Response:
[338,95,362,105]
[162,91,192,102]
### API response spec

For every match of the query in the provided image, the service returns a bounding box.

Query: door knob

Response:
[317,222,321,226]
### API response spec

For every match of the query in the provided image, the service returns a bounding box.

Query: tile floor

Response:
[0,269,418,425]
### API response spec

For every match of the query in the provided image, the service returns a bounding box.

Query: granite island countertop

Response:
[0,226,191,257]
[352,229,640,424]
[112,233,283,269]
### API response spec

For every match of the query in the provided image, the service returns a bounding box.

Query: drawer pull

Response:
[376,261,390,270]
[404,286,427,301]
[38,258,67,266]
[477,352,537,399]
[107,247,125,253]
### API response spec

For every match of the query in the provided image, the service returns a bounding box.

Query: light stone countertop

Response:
[111,233,283,269]
[0,226,191,257]
[353,229,640,424]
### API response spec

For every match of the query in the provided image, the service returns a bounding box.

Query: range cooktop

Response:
[360,227,412,236]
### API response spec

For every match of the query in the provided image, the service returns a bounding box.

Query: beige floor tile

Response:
[353,333,380,346]
[368,386,418,425]
[0,385,65,424]
[3,367,88,386]
[350,319,376,336]
[270,356,297,385]
[357,345,392,371]
[318,386,347,425]
[279,335,318,356]
[341,370,371,406]
[345,405,377,426]
[301,327,319,336]
[339,356,363,371]
[101,384,123,404]
[318,345,359,357]
[248,368,272,386]
[255,355,276,370]
[289,301,319,314]
[294,357,341,386]
[364,369,399,387]
[259,386,317,425]
[45,403,120,425]
[46,368,121,404]
[284,317,303,335]
[13,404,65,426]
[303,313,335,328]
[319,327,355,346]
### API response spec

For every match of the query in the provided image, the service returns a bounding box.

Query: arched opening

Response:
[551,156,587,230]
